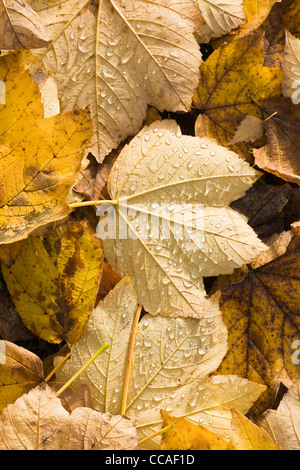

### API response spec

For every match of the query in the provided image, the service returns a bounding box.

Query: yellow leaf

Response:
[160,411,229,450]
[193,33,283,158]
[28,0,203,162]
[0,341,44,412]
[216,232,300,415]
[0,52,93,245]
[1,220,103,343]
[228,408,281,450]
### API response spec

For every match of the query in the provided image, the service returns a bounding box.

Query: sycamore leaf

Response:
[160,411,229,450]
[213,0,282,46]
[254,97,300,185]
[194,33,283,158]
[228,408,281,450]
[55,277,266,449]
[260,379,300,450]
[195,0,246,43]
[0,341,44,412]
[1,220,103,344]
[28,0,203,162]
[97,119,266,319]
[0,383,138,450]
[282,31,300,104]
[0,0,48,50]
[216,232,300,415]
[0,52,93,245]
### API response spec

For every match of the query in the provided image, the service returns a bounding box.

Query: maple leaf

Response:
[0,52,93,245]
[28,0,203,162]
[227,408,281,450]
[195,0,246,43]
[193,32,283,159]
[216,232,300,415]
[0,0,48,50]
[213,0,282,46]
[92,119,266,318]
[0,383,138,450]
[0,220,104,344]
[55,277,265,449]
[160,410,229,450]
[260,379,300,450]
[254,97,300,185]
[0,340,44,412]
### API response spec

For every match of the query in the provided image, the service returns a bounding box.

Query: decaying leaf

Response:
[1,220,103,343]
[282,30,300,103]
[0,383,138,450]
[0,341,44,412]
[195,0,246,43]
[217,232,300,415]
[28,0,203,162]
[0,52,93,245]
[228,408,281,450]
[194,33,283,158]
[160,410,229,450]
[261,0,300,68]
[98,119,266,318]
[55,277,265,449]
[0,0,48,50]
[260,379,300,450]
[254,97,300,185]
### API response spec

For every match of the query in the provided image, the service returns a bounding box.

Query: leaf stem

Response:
[56,342,110,397]
[44,352,71,383]
[138,422,176,448]
[68,199,117,208]
[121,305,142,415]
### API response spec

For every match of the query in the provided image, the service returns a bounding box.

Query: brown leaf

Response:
[261,0,300,68]
[254,97,300,185]
[51,383,94,413]
[0,0,48,50]
[0,383,138,450]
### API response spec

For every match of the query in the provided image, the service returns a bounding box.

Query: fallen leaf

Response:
[99,119,266,318]
[260,379,300,450]
[29,0,203,162]
[282,31,300,103]
[55,277,265,449]
[0,383,138,450]
[228,408,281,450]
[254,97,300,185]
[260,0,300,68]
[231,183,300,240]
[0,52,93,245]
[1,220,103,343]
[97,260,121,301]
[228,115,264,146]
[50,383,94,413]
[194,33,283,158]
[0,341,44,412]
[0,0,48,50]
[213,0,282,45]
[195,0,246,43]
[160,410,229,450]
[0,281,34,342]
[216,232,300,415]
